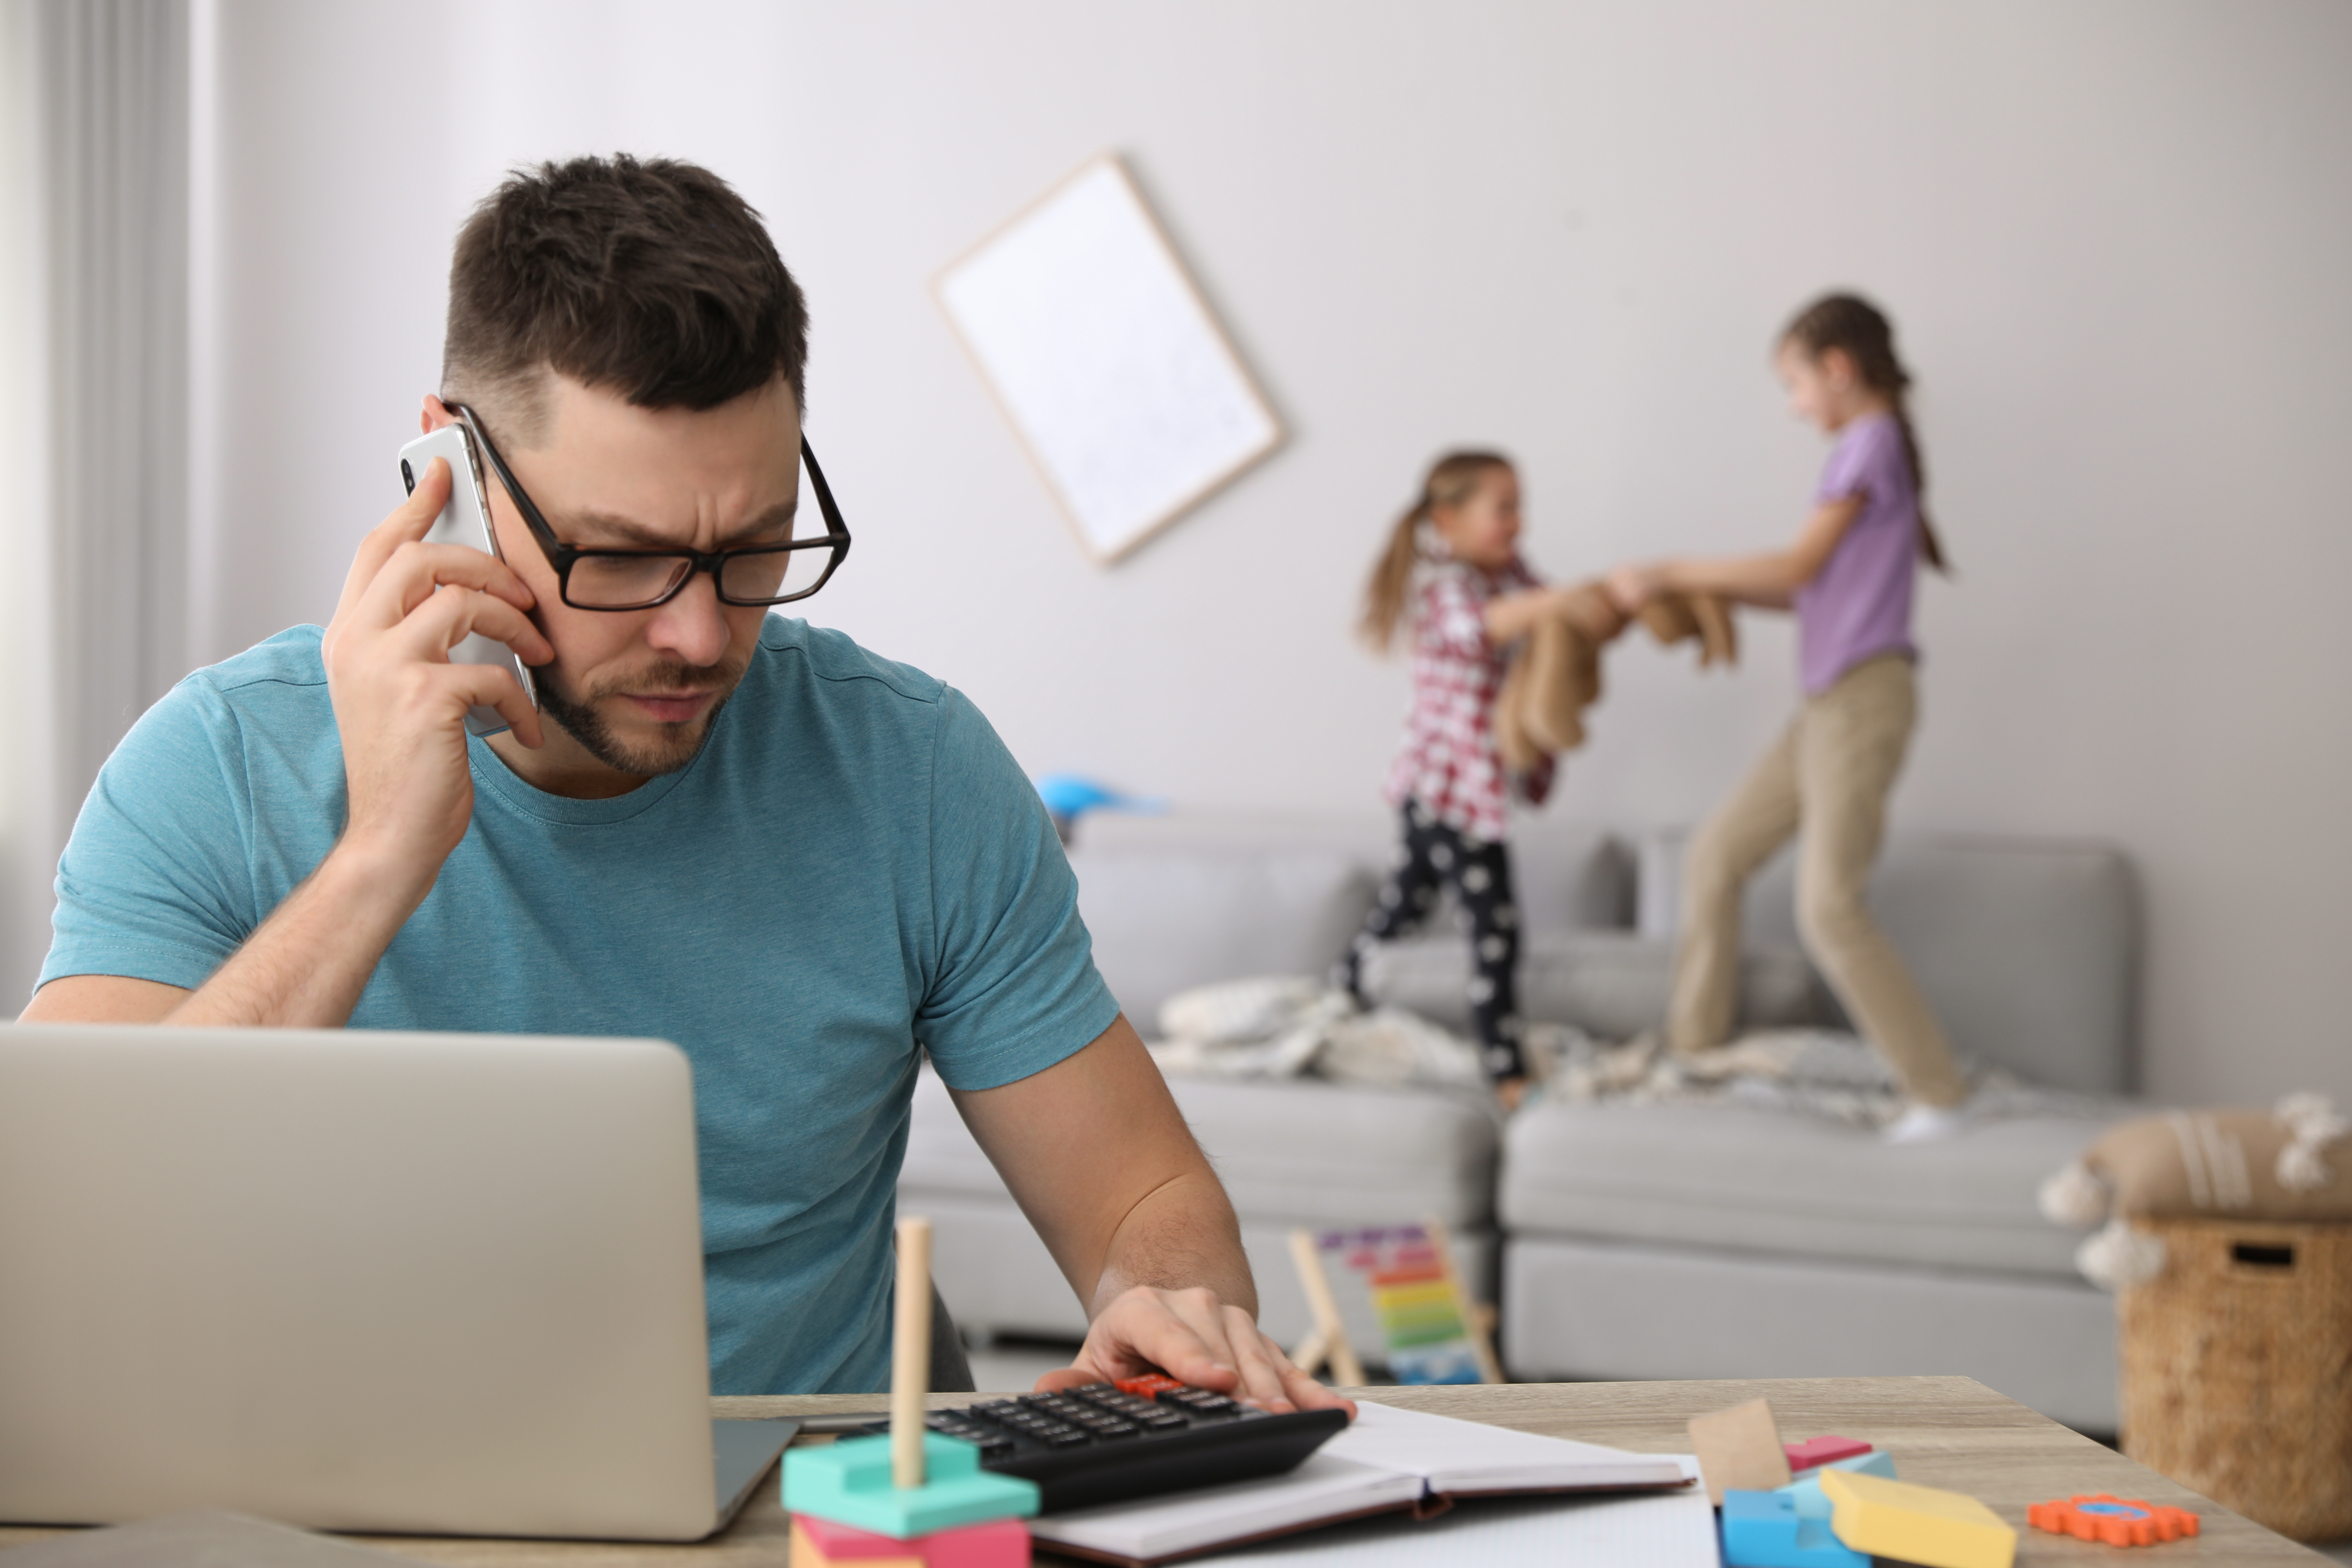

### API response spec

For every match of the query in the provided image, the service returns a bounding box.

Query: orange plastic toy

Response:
[2028,1494,2199,1546]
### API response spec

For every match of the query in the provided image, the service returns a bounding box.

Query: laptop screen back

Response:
[0,1025,719,1540]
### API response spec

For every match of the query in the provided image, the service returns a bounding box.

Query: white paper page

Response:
[1325,1401,1692,1493]
[937,159,1279,559]
[1028,1454,1423,1561]
[1201,1487,1720,1566]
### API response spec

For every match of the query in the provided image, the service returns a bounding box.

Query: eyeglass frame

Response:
[450,402,853,611]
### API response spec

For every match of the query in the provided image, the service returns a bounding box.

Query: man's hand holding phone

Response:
[321,454,550,896]
[23,452,556,1030]
[88,455,560,1032]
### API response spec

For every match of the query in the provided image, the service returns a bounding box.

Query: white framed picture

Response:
[934,154,1284,565]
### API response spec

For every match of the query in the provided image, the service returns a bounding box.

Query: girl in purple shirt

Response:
[1609,294,1966,1141]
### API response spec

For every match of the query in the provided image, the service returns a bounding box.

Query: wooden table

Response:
[0,1378,2327,1563]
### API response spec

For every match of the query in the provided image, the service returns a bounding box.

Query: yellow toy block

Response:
[1820,1469,2016,1568]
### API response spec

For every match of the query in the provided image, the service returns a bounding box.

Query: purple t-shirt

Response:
[1794,411,1920,695]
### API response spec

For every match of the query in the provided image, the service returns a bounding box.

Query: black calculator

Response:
[859,1377,1350,1514]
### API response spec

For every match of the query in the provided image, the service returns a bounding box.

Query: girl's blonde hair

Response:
[1781,293,1951,574]
[1359,450,1515,651]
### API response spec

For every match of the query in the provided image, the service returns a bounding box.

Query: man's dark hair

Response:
[442,155,808,440]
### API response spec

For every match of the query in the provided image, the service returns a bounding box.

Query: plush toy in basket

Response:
[2039,1092,2349,1287]
[2040,1093,2352,1542]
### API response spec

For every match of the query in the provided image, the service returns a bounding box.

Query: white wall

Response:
[191,0,2352,1104]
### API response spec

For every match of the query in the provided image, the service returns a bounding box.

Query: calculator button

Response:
[1114,1373,1187,1397]
[1158,1388,1240,1416]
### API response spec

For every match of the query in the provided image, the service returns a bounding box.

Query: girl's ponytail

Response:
[1888,403,1947,574]
[1358,451,1515,651]
[1782,293,1950,575]
[1359,506,1424,651]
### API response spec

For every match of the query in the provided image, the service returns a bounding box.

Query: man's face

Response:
[432,375,802,783]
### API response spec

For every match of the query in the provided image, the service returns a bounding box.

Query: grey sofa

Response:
[898,810,2137,1430]
[902,811,1571,1360]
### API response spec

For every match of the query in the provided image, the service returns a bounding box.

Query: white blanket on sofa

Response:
[1144,976,2114,1128]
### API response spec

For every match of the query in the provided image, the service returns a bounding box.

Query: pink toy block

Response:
[1784,1435,1872,1472]
[792,1511,1030,1568]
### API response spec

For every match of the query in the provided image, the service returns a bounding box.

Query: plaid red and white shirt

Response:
[1382,552,1554,843]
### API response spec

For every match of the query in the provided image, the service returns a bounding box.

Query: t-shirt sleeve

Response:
[38,677,262,996]
[1417,574,1490,658]
[913,687,1120,1091]
[1817,417,1897,506]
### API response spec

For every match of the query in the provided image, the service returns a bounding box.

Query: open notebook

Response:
[1028,1401,1696,1566]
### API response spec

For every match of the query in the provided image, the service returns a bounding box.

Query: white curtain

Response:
[0,0,190,1006]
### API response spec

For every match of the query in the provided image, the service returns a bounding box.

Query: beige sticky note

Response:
[1687,1396,1792,1504]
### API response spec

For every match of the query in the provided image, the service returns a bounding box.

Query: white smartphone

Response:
[397,425,538,738]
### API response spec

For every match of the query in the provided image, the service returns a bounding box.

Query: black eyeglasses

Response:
[452,403,852,611]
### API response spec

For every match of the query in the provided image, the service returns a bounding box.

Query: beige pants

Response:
[1665,654,1968,1107]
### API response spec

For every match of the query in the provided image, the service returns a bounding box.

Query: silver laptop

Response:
[0,1024,793,1541]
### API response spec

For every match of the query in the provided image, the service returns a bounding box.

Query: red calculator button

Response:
[1115,1374,1186,1397]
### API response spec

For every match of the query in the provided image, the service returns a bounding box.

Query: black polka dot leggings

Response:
[1339,800,1525,1082]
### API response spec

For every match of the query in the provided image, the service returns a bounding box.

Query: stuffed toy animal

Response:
[2041,1094,2350,1288]
[1636,591,1739,668]
[1494,586,1735,770]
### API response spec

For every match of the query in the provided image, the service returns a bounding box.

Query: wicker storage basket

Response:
[2118,1217,2352,1541]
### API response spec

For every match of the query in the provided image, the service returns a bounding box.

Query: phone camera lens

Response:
[400,459,415,495]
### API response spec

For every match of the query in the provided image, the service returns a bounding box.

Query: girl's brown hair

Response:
[1359,451,1515,650]
[1781,293,1950,574]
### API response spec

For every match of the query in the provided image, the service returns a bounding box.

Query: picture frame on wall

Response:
[934,153,1284,565]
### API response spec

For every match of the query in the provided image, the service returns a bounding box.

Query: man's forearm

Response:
[168,841,430,1028]
[1086,1168,1259,1321]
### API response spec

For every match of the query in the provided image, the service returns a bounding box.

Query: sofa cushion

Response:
[1502,1232,2117,1432]
[901,1069,1499,1230]
[1361,930,1819,1040]
[1640,834,2138,1094]
[1168,1076,1499,1228]
[1073,811,1633,941]
[1067,845,1376,1031]
[1500,1098,2130,1278]
[1511,825,1638,938]
[1380,825,1637,942]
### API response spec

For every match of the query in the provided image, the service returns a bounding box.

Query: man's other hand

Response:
[1034,1284,1357,1418]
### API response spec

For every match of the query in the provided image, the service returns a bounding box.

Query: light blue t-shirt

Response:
[41,618,1120,1394]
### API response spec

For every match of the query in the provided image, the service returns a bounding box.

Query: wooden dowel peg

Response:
[891,1216,933,1490]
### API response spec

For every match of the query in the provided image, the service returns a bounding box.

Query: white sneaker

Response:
[1883,1102,1970,1144]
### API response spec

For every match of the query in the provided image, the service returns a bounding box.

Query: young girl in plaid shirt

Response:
[1342,452,1604,1109]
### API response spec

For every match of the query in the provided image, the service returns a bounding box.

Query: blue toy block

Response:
[1722,1489,1870,1568]
[784,1434,1040,1540]
[1777,1448,1898,1518]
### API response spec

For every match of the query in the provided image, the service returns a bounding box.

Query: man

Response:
[26,155,1340,1412]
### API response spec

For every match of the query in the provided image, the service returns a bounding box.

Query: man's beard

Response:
[532,657,747,778]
